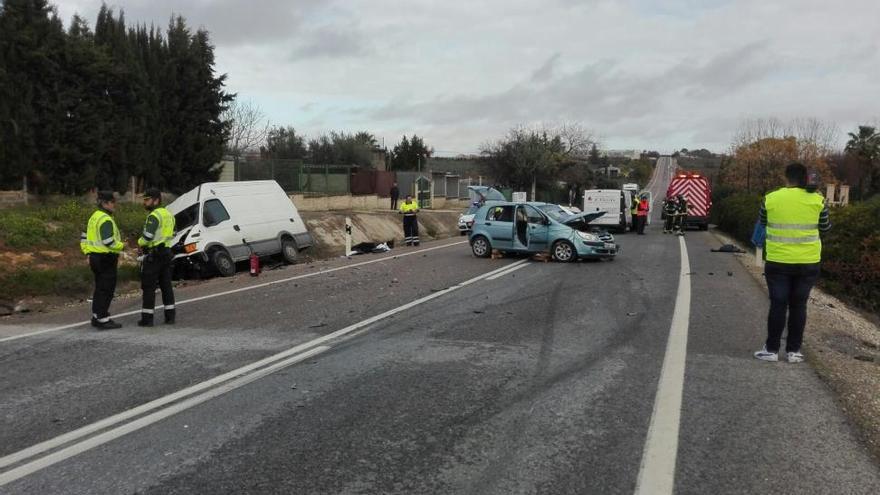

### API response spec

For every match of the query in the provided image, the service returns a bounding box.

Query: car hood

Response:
[560,211,606,225]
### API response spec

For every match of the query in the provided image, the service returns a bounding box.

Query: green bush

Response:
[713,194,880,313]
[711,192,762,246]
[0,200,147,249]
[0,264,140,297]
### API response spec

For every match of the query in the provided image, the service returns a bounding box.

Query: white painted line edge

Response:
[486,262,530,280]
[0,257,528,477]
[634,235,691,495]
[0,345,331,486]
[0,240,469,343]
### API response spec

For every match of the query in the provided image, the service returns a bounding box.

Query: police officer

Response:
[80,191,124,329]
[662,196,678,233]
[754,163,831,363]
[137,188,176,326]
[629,192,639,232]
[399,194,420,246]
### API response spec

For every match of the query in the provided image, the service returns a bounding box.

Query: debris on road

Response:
[711,244,746,253]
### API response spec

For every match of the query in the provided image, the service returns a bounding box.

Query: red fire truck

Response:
[666,172,712,231]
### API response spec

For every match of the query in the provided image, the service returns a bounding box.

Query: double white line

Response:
[0,258,529,487]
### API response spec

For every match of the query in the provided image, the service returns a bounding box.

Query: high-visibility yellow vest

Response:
[765,187,824,264]
[138,207,175,248]
[81,210,124,255]
[400,201,419,215]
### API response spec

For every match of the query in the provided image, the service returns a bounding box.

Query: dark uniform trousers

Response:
[89,253,118,319]
[664,209,675,231]
[141,247,175,322]
[403,215,420,246]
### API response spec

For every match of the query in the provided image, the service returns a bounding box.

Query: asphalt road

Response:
[1,159,878,494]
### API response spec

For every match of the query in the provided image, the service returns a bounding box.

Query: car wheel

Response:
[552,240,576,262]
[212,249,236,277]
[471,235,491,258]
[281,238,298,264]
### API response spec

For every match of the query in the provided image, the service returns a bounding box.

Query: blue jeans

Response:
[764,261,820,353]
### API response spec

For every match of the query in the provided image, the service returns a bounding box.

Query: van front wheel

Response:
[212,249,236,277]
[281,238,298,264]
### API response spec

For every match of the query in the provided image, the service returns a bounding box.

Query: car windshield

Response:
[537,204,568,222]
[174,203,199,231]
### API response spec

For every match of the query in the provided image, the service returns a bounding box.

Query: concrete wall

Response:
[291,194,470,212]
[0,190,28,208]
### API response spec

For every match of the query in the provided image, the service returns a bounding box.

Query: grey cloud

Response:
[530,53,561,84]
[289,26,370,61]
[68,0,329,46]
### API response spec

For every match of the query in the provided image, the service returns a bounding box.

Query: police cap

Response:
[97,190,115,203]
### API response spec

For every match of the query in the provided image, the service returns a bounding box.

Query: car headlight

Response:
[577,231,599,242]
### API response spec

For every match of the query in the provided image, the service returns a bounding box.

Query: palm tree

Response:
[845,125,880,200]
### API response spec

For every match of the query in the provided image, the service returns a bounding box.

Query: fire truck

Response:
[666,172,712,231]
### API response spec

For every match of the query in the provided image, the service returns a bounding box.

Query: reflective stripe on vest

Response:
[140,207,176,248]
[764,187,824,264]
[81,211,123,254]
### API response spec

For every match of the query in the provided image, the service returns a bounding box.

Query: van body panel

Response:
[167,180,311,271]
[582,189,627,230]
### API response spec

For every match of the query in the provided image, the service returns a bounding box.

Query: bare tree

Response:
[221,99,270,159]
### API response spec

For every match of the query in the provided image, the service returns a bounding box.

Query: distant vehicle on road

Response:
[167,180,313,277]
[582,189,630,233]
[469,201,617,262]
[458,186,505,235]
[666,172,712,230]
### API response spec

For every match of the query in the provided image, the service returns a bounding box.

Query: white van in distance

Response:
[582,189,629,233]
[167,180,313,277]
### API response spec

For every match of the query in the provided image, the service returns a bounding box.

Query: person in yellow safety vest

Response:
[398,194,420,246]
[137,188,177,327]
[629,193,639,232]
[80,191,125,330]
[754,163,831,363]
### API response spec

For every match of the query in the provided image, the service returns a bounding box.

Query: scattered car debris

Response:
[308,323,327,329]
[711,244,746,253]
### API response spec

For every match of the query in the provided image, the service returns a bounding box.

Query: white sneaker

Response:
[754,347,779,362]
[786,352,804,363]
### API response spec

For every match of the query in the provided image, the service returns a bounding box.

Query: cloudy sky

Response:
[55,0,880,155]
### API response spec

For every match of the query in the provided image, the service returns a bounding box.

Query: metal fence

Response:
[235,159,351,194]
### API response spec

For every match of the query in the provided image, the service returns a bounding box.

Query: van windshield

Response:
[175,203,199,231]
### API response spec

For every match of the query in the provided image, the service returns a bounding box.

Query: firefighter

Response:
[754,163,831,363]
[673,194,689,235]
[80,191,124,329]
[663,196,678,233]
[399,194,420,246]
[636,194,650,235]
[137,188,176,326]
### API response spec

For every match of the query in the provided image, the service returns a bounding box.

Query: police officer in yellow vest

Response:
[754,163,831,363]
[399,194,420,246]
[137,188,177,326]
[80,191,125,329]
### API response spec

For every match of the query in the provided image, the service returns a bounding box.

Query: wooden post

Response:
[344,217,352,257]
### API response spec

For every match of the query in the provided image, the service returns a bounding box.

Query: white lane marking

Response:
[0,240,469,343]
[634,235,691,495]
[0,345,330,486]
[0,258,528,480]
[486,262,530,280]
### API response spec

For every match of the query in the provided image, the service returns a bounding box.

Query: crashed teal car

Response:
[468,202,618,262]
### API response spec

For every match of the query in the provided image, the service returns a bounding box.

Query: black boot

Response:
[164,309,176,325]
[95,319,122,330]
[137,313,154,327]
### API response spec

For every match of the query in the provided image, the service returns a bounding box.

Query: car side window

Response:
[202,199,230,227]
[486,205,514,222]
[524,205,545,224]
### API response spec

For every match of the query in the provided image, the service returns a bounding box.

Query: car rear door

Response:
[482,205,514,250]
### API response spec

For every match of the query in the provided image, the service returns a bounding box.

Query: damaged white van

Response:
[167,180,313,277]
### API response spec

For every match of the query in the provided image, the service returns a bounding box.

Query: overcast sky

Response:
[55,0,880,155]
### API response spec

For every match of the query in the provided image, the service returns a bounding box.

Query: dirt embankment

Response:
[711,228,880,461]
[300,210,463,258]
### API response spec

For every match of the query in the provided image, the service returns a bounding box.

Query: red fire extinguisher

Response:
[244,238,260,277]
